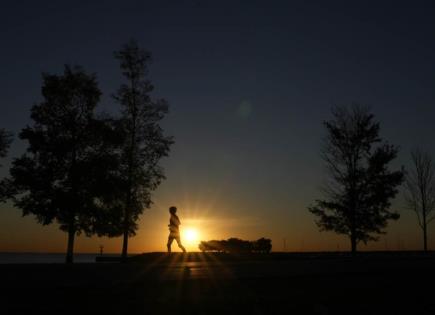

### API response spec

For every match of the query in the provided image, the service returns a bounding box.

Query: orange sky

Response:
[0,184,431,254]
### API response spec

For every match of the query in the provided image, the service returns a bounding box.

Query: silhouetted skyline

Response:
[1,1,435,253]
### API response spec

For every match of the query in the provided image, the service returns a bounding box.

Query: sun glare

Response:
[183,228,199,245]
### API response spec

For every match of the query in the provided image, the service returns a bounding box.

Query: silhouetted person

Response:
[167,206,186,253]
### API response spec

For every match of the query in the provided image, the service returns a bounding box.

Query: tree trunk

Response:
[66,226,75,264]
[121,200,130,262]
[423,217,428,252]
[350,234,357,255]
[423,226,428,252]
[350,204,357,255]
[121,230,129,262]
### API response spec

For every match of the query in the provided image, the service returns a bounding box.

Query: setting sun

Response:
[183,228,199,246]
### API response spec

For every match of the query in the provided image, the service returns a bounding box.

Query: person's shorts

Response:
[168,231,180,239]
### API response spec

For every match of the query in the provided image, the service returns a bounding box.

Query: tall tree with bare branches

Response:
[404,149,435,252]
[309,105,404,254]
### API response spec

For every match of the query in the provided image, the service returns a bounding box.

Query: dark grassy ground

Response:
[1,252,435,315]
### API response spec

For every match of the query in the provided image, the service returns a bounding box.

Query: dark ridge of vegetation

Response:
[198,237,272,253]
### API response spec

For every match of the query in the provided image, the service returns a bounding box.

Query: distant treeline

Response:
[199,237,272,253]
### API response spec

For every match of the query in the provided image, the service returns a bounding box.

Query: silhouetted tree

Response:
[309,105,404,254]
[8,65,109,263]
[0,128,13,202]
[252,238,272,253]
[199,240,224,252]
[112,40,173,260]
[404,149,435,252]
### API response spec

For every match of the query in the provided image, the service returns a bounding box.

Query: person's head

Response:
[169,206,177,215]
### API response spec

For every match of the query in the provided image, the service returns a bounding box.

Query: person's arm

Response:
[173,214,181,226]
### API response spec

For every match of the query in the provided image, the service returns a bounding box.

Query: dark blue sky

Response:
[1,0,435,252]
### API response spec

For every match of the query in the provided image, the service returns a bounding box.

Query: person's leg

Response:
[175,236,186,253]
[167,236,174,253]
